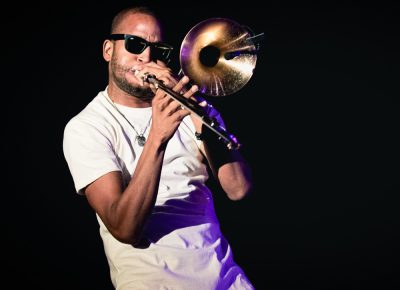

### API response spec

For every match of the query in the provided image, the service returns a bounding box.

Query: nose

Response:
[137,47,151,63]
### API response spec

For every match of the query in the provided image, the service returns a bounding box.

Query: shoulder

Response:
[64,92,116,138]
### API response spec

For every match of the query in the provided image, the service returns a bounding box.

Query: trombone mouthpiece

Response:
[132,69,155,82]
[130,69,155,85]
[142,72,153,82]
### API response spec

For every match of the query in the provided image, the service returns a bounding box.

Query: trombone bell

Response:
[180,18,258,97]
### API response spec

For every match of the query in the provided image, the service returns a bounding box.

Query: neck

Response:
[107,84,152,108]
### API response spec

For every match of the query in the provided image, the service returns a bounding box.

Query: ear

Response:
[103,39,113,61]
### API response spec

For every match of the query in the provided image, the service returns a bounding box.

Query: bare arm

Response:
[84,79,191,245]
[84,138,167,245]
[187,104,253,201]
[201,126,253,201]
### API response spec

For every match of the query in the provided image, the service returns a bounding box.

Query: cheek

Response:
[111,53,129,71]
[113,50,141,66]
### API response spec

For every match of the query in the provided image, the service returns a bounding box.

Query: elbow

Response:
[109,227,143,245]
[219,161,253,201]
[227,182,253,201]
[110,230,135,244]
[104,209,145,245]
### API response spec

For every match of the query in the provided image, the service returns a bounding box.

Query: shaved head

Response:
[110,6,160,34]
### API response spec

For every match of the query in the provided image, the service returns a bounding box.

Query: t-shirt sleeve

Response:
[63,118,121,195]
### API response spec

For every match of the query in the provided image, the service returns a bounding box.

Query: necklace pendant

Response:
[136,135,146,146]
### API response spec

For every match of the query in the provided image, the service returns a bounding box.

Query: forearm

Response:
[108,138,166,244]
[217,155,253,200]
[202,126,253,200]
[109,78,192,243]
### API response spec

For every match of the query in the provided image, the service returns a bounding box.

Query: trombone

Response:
[145,18,263,150]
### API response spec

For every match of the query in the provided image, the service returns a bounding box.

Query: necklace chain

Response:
[103,93,152,146]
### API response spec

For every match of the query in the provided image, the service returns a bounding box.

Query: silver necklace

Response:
[103,93,152,146]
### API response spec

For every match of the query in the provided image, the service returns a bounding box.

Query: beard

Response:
[111,61,155,100]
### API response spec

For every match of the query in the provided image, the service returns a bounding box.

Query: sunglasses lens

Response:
[153,45,172,62]
[123,35,172,61]
[126,37,146,54]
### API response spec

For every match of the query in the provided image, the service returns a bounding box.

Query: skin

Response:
[84,12,253,245]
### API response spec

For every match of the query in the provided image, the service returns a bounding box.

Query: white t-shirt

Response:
[63,89,254,290]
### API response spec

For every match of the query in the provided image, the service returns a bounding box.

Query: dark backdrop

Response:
[2,1,398,289]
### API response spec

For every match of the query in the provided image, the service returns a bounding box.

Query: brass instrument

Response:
[144,18,263,150]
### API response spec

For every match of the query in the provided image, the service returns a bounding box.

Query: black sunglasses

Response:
[109,34,173,62]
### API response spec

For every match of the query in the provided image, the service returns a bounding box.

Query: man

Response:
[63,5,254,289]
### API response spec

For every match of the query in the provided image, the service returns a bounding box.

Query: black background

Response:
[2,1,398,289]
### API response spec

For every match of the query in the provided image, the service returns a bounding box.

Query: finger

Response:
[165,98,184,116]
[137,63,173,77]
[182,85,198,99]
[198,99,208,107]
[160,75,178,88]
[156,59,167,67]
[148,69,177,87]
[143,61,170,69]
[172,76,190,93]
[154,91,173,111]
[173,107,191,122]
[134,65,175,86]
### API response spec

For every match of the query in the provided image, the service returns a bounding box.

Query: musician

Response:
[63,5,254,289]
